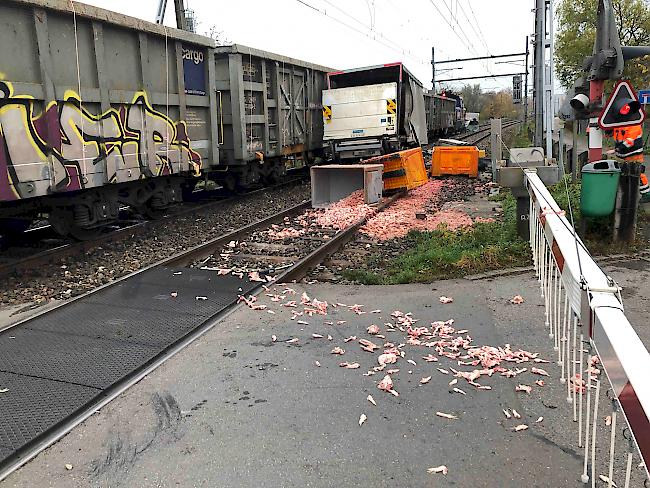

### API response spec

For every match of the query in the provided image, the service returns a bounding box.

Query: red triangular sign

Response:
[599,80,646,129]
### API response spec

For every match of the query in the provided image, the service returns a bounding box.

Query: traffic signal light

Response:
[599,80,646,129]
[558,77,591,121]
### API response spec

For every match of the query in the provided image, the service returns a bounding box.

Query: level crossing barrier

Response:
[525,170,649,487]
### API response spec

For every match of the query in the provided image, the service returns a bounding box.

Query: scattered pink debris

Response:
[427,466,448,475]
[439,296,453,304]
[359,339,380,352]
[377,374,394,392]
[248,271,266,282]
[531,367,549,376]
[435,411,458,420]
[378,352,398,365]
[331,347,345,355]
[312,191,376,230]
[515,384,532,394]
[359,181,475,240]
[267,226,306,240]
[510,295,525,304]
[367,324,380,335]
[339,362,361,369]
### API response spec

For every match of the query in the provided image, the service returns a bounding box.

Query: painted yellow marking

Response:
[386,99,397,115]
[322,105,332,120]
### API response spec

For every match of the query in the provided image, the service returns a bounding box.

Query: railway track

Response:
[0,176,307,280]
[457,120,522,145]
[0,190,402,480]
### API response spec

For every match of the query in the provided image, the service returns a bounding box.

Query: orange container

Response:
[431,146,479,178]
[363,147,428,192]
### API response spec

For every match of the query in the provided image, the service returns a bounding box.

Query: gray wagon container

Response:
[212,44,330,188]
[0,0,217,235]
[424,92,456,137]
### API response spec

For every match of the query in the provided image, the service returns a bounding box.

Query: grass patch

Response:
[343,176,646,285]
[343,194,531,284]
[509,124,533,148]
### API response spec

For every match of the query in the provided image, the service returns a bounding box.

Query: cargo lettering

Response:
[0,81,202,200]
[182,48,204,65]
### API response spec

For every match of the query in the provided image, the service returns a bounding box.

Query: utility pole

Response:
[533,0,545,148]
[544,0,555,159]
[524,35,529,126]
[155,0,188,30]
[173,0,187,30]
[431,47,435,92]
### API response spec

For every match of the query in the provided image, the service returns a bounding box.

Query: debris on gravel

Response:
[0,183,310,307]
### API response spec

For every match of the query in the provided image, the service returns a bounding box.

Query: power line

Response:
[296,0,428,65]
[458,0,492,56]
[318,0,424,62]
[437,0,479,57]
[444,0,496,76]
[429,0,500,81]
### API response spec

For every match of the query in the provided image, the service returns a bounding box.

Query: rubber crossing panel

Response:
[0,266,259,465]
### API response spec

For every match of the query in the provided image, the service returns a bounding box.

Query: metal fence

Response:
[525,170,649,487]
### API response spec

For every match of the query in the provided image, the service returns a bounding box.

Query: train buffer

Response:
[0,174,648,486]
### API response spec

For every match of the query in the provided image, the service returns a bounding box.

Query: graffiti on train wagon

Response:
[0,81,202,200]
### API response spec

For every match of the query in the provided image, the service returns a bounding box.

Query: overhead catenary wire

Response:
[464,0,493,56]
[441,0,497,77]
[427,0,476,55]
[295,0,429,66]
[438,0,480,58]
[317,0,424,61]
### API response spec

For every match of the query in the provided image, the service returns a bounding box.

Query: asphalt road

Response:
[4,272,618,488]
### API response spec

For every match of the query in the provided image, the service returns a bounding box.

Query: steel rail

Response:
[458,120,522,145]
[278,192,402,283]
[0,190,403,481]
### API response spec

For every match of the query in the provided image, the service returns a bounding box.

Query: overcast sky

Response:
[82,0,534,92]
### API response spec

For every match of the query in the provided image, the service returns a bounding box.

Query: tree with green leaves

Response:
[480,90,519,120]
[461,84,484,113]
[555,0,650,89]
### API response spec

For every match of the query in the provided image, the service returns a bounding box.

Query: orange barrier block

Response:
[362,147,428,192]
[431,146,479,178]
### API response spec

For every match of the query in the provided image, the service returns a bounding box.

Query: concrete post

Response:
[490,118,502,180]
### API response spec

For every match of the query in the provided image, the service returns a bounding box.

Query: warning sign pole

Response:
[588,80,605,163]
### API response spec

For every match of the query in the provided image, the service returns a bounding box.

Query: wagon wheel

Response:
[138,195,168,220]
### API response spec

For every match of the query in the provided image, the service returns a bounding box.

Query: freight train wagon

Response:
[322,63,428,161]
[0,0,330,239]
[424,92,457,137]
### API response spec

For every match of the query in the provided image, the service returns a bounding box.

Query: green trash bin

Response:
[581,160,620,217]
